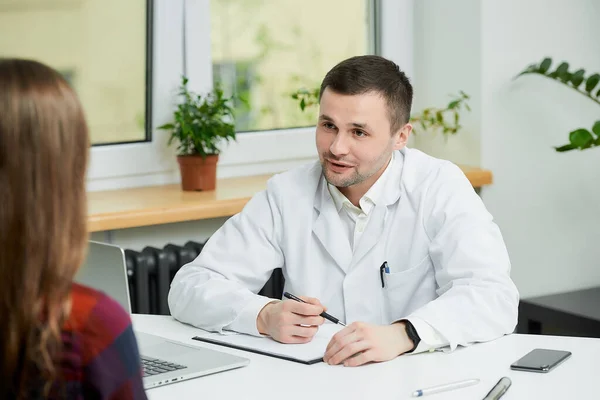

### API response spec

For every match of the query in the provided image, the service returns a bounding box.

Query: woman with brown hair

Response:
[0,59,147,399]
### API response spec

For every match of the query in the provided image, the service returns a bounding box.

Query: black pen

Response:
[380,261,389,288]
[283,292,346,326]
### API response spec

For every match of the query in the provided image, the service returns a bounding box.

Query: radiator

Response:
[124,241,285,315]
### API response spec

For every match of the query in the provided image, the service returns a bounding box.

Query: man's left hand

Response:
[323,321,414,367]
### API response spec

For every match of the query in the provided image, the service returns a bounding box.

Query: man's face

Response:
[315,88,409,190]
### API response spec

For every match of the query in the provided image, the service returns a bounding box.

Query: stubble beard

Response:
[320,149,392,189]
[321,163,365,188]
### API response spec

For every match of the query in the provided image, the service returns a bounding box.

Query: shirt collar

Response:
[327,151,396,215]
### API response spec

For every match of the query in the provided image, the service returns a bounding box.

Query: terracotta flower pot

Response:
[176,154,219,191]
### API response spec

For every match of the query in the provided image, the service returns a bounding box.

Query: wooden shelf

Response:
[88,166,492,232]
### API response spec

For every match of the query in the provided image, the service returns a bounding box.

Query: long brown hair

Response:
[0,59,90,398]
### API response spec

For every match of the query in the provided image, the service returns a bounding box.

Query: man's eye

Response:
[323,123,336,130]
[354,130,366,137]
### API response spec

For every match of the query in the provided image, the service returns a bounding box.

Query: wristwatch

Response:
[401,320,421,353]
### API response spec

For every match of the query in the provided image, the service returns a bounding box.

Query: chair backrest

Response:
[258,268,285,299]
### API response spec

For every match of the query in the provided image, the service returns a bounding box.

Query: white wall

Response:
[480,0,600,298]
[409,0,600,298]
[411,0,481,166]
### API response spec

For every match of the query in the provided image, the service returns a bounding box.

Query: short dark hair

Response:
[319,55,413,132]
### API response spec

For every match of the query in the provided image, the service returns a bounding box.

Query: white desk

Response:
[133,314,599,400]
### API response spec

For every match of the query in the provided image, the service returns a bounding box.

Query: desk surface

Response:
[132,314,598,400]
[88,166,493,232]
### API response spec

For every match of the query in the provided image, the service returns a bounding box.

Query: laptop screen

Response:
[75,241,132,313]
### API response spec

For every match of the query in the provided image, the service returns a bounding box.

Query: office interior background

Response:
[2,0,599,323]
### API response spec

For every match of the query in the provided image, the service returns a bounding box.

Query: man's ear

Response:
[393,123,412,150]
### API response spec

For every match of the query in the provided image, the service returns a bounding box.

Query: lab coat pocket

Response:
[382,255,436,323]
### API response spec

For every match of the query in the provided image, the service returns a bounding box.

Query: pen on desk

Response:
[412,379,480,397]
[282,292,346,326]
[482,377,512,400]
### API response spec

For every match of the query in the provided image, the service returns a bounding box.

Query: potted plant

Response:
[158,77,237,191]
[291,88,470,137]
[515,57,600,152]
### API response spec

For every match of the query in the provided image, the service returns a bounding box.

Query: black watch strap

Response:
[402,320,421,353]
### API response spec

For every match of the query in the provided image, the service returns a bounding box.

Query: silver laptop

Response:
[76,241,249,389]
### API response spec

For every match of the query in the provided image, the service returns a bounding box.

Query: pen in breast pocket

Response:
[379,261,390,288]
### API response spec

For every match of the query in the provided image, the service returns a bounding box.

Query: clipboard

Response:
[192,324,343,365]
[192,336,323,364]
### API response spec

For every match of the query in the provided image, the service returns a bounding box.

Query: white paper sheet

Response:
[193,323,344,364]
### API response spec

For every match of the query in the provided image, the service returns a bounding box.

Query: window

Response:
[86,0,411,191]
[210,0,378,133]
[0,0,152,145]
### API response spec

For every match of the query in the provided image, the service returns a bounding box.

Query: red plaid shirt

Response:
[52,284,147,399]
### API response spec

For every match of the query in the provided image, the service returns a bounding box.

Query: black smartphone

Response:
[510,348,572,373]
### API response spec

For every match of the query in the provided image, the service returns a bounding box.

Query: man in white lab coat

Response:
[168,55,519,367]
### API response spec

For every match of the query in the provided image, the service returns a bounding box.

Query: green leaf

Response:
[585,74,600,93]
[300,98,306,111]
[516,63,538,78]
[447,100,460,109]
[569,128,594,148]
[560,72,572,83]
[539,57,552,73]
[570,69,585,87]
[555,143,577,152]
[157,123,174,130]
[549,62,568,80]
[592,120,600,137]
[560,64,569,75]
[435,111,443,124]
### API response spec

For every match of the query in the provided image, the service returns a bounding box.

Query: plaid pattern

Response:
[52,283,147,399]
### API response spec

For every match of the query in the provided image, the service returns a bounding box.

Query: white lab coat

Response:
[168,148,519,350]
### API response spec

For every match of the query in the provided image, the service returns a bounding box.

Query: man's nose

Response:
[329,133,350,157]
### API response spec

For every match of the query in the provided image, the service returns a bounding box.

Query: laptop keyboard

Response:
[141,355,187,377]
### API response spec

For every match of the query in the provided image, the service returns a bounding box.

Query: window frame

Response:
[86,0,414,191]
[87,0,154,147]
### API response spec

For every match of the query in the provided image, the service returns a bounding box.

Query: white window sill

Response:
[87,126,317,191]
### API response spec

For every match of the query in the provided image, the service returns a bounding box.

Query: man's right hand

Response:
[256,296,326,343]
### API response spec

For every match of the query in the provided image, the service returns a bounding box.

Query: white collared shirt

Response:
[327,153,394,251]
[327,152,449,354]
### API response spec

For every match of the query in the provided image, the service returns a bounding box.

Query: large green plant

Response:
[158,77,237,158]
[516,57,600,152]
[291,88,470,136]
